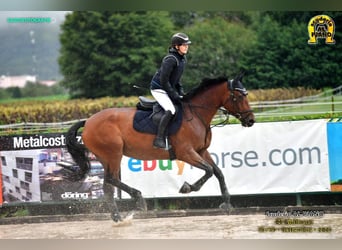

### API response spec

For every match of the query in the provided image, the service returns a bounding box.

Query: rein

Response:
[211,108,231,128]
[184,102,229,129]
[184,102,213,129]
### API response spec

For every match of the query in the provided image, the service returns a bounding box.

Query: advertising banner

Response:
[0,119,335,204]
[0,134,107,205]
[121,119,330,198]
[0,154,3,205]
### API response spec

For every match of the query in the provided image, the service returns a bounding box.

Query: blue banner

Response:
[327,122,342,192]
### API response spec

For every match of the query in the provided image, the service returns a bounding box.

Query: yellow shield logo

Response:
[308,15,335,44]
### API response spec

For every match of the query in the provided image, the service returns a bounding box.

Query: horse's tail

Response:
[65,120,90,181]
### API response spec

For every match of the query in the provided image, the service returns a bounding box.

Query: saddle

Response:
[133,96,183,135]
[136,96,157,110]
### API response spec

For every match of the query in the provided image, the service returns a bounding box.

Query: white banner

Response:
[121,119,330,198]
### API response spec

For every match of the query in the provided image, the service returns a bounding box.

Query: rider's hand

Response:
[173,94,183,103]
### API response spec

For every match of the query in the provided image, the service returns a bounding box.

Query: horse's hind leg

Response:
[105,175,147,211]
[103,173,147,222]
[103,174,122,222]
[99,141,146,221]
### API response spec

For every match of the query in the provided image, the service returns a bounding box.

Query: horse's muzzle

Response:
[241,112,255,127]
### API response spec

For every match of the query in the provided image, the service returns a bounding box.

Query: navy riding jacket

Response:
[150,48,186,102]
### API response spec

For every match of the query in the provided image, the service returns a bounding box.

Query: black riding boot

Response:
[153,110,173,149]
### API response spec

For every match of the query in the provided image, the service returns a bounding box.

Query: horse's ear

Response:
[234,70,245,82]
[238,70,245,81]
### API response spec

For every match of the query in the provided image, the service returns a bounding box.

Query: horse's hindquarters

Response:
[82,107,171,161]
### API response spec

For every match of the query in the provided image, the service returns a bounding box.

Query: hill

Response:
[0,11,68,80]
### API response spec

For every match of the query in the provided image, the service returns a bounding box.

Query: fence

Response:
[250,85,342,119]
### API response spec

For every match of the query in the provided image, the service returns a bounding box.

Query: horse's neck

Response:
[187,86,223,126]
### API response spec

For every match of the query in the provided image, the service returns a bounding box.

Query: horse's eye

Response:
[237,94,244,100]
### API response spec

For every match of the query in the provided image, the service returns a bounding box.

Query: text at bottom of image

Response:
[258,210,332,233]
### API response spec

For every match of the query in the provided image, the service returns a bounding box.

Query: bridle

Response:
[221,80,254,125]
[184,80,253,128]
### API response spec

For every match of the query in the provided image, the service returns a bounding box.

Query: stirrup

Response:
[164,137,172,150]
[153,137,172,150]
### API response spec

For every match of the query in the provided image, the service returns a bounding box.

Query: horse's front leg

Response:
[178,150,214,193]
[202,150,233,212]
[179,150,232,212]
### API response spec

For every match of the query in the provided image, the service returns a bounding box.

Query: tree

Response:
[169,11,255,29]
[59,11,174,98]
[239,14,286,89]
[240,12,342,89]
[6,87,22,98]
[59,11,342,96]
[181,16,256,90]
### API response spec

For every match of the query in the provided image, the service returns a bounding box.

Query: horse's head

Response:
[222,72,255,127]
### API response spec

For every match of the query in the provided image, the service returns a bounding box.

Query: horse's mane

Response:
[183,76,228,101]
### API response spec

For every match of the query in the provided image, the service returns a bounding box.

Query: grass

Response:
[211,94,342,125]
[0,94,69,104]
[253,95,342,122]
[0,207,30,218]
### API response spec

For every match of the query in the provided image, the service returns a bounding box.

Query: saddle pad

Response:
[133,108,182,135]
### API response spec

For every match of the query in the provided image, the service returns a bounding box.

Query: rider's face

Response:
[176,44,189,55]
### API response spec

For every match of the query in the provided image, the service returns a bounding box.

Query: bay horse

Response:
[65,73,255,222]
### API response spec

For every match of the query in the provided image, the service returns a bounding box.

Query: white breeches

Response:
[151,89,176,115]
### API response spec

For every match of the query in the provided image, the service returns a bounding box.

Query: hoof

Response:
[136,198,147,211]
[179,181,191,194]
[124,211,135,220]
[111,212,122,222]
[111,212,134,227]
[219,202,234,214]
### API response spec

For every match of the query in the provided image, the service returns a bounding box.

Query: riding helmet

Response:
[171,33,191,46]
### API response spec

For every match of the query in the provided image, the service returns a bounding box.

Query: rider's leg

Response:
[153,110,173,149]
[151,89,176,149]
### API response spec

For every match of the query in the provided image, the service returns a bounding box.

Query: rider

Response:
[150,32,191,149]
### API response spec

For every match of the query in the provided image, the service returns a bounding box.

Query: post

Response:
[296,194,302,206]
